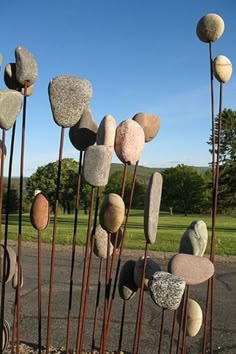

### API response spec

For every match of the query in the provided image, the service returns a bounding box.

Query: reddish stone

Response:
[30,193,50,231]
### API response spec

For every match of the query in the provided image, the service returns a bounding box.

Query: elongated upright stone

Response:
[30,192,50,231]
[119,260,138,301]
[99,193,125,233]
[213,55,233,83]
[15,46,38,86]
[196,14,224,43]
[133,113,160,142]
[97,114,116,146]
[149,271,186,310]
[144,172,163,244]
[69,107,97,151]
[115,119,145,165]
[49,75,92,128]
[0,90,22,130]
[179,220,208,256]
[83,145,112,187]
[93,225,113,259]
[134,256,161,289]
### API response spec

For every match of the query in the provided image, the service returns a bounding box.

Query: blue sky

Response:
[0,0,236,176]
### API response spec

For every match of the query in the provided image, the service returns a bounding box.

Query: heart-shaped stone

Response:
[0,90,22,130]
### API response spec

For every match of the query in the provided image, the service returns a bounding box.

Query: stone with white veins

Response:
[144,172,163,244]
[69,107,97,151]
[179,220,208,257]
[93,225,113,259]
[149,271,186,310]
[119,260,138,301]
[15,46,38,86]
[83,145,112,187]
[0,90,22,130]
[213,55,233,83]
[133,112,160,143]
[49,75,92,128]
[134,256,161,290]
[97,114,116,146]
[99,193,125,233]
[196,14,224,43]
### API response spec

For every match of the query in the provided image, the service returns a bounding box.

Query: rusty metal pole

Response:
[158,309,166,354]
[91,258,103,353]
[175,287,188,354]
[181,285,190,354]
[169,310,177,354]
[38,230,42,353]
[117,300,126,353]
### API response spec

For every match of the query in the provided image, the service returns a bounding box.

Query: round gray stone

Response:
[134,256,161,290]
[144,172,163,244]
[49,75,93,128]
[179,220,208,257]
[83,145,112,187]
[0,89,22,130]
[93,225,113,259]
[196,13,224,43]
[119,260,138,301]
[15,46,38,86]
[149,271,186,310]
[96,114,116,146]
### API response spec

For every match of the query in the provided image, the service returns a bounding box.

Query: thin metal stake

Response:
[38,230,42,353]
[158,309,166,354]
[169,310,177,354]
[176,287,187,354]
[117,300,126,353]
[91,258,103,353]
[181,285,190,354]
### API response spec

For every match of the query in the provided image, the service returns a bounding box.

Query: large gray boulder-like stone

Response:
[132,112,160,142]
[83,145,112,187]
[134,256,161,290]
[15,46,38,86]
[97,114,116,146]
[144,172,163,244]
[48,75,92,128]
[149,271,186,310]
[196,14,224,43]
[179,220,208,257]
[213,55,233,83]
[119,260,138,301]
[0,90,22,130]
[93,225,113,259]
[99,193,125,233]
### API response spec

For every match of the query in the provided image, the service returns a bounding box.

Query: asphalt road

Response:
[4,241,236,353]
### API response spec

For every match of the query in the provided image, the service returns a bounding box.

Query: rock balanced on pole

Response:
[97,114,116,147]
[196,13,225,43]
[213,55,233,83]
[0,90,22,130]
[179,220,208,257]
[4,63,34,97]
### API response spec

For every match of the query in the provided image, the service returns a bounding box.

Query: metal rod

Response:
[181,285,190,354]
[210,275,215,354]
[175,287,187,354]
[91,258,103,353]
[75,186,95,354]
[38,230,42,354]
[65,150,83,354]
[11,292,17,354]
[158,309,166,354]
[169,310,177,354]
[209,42,216,186]
[46,126,65,354]
[117,300,126,353]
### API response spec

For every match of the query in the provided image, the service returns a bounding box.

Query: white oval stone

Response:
[213,55,233,83]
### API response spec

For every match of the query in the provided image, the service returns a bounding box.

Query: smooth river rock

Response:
[69,107,98,151]
[144,172,163,244]
[196,13,224,43]
[15,46,38,86]
[179,220,208,257]
[99,193,125,233]
[149,271,186,310]
[132,112,160,142]
[30,192,50,231]
[134,256,161,290]
[0,89,22,130]
[93,225,114,259]
[168,253,214,285]
[184,298,203,337]
[48,75,92,128]
[83,145,112,187]
[0,245,17,283]
[12,262,24,289]
[97,114,116,146]
[114,119,145,165]
[119,260,138,301]
[213,55,233,83]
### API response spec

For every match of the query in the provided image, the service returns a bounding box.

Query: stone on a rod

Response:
[12,262,24,289]
[119,260,138,301]
[0,89,22,130]
[111,228,123,249]
[69,107,98,151]
[213,55,233,83]
[99,193,125,233]
[15,46,38,86]
[49,75,92,128]
[5,63,34,96]
[149,271,186,310]
[168,253,214,285]
[178,298,203,337]
[114,119,145,165]
[0,245,17,283]
[97,114,116,146]
[0,139,7,160]
[144,172,163,244]
[132,112,160,143]
[179,220,208,257]
[30,192,50,231]
[83,145,112,187]
[93,225,114,259]
[134,256,161,290]
[196,14,224,43]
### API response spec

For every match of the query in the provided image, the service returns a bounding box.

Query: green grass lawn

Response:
[2,210,236,255]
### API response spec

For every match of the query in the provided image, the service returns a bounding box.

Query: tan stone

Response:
[186,299,203,337]
[97,114,116,146]
[0,245,17,283]
[134,256,161,290]
[213,55,233,83]
[99,193,125,233]
[30,193,50,231]
[93,225,113,259]
[196,13,224,43]
[133,112,160,142]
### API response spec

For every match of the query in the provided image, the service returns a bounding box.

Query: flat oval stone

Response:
[69,107,97,151]
[213,55,233,83]
[99,193,125,233]
[1,319,10,352]
[185,299,203,337]
[93,225,113,259]
[149,271,186,310]
[96,114,116,146]
[134,256,161,290]
[119,260,138,301]
[83,145,112,187]
[49,75,92,128]
[132,113,160,142]
[179,220,208,257]
[0,89,22,130]
[114,119,145,165]
[12,262,24,289]
[15,46,38,85]
[30,193,50,231]
[144,172,163,244]
[196,14,224,43]
[168,254,214,285]
[0,245,17,283]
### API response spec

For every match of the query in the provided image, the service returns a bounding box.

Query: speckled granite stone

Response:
[99,193,125,233]
[15,46,38,85]
[119,260,138,301]
[196,14,224,43]
[179,220,208,256]
[96,114,116,146]
[213,55,233,83]
[132,112,160,142]
[0,89,22,130]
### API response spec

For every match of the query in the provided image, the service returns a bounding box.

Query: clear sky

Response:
[0,0,235,176]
